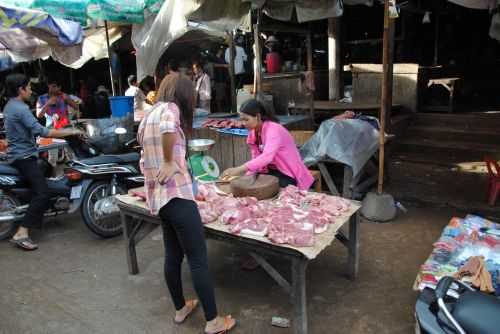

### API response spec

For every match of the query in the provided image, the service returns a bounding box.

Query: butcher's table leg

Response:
[347,213,360,280]
[318,161,339,196]
[121,211,139,275]
[292,258,309,334]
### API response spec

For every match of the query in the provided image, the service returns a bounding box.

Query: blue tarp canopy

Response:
[0,4,83,63]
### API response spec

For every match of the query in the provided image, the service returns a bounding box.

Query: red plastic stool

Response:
[485,157,500,206]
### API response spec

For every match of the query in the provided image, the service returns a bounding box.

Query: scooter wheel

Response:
[81,181,126,238]
[0,192,21,240]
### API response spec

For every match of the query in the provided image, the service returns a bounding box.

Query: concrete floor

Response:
[0,207,456,334]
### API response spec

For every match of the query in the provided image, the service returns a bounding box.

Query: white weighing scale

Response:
[187,139,220,182]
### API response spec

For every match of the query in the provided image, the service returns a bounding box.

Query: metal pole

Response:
[378,0,395,194]
[254,10,263,98]
[105,21,116,96]
[433,14,439,66]
[228,31,237,113]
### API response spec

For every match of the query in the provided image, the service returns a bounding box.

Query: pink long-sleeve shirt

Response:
[245,121,314,190]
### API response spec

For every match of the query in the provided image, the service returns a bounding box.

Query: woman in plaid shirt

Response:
[138,74,236,334]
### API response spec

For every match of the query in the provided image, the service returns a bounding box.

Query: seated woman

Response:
[222,99,313,190]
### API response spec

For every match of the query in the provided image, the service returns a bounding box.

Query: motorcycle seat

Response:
[0,163,20,176]
[79,152,140,166]
[452,290,500,334]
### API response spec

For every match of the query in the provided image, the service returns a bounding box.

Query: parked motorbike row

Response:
[0,128,143,240]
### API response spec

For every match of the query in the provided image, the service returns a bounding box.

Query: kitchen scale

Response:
[187,139,220,182]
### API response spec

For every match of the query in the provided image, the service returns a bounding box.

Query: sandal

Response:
[174,299,199,324]
[205,315,236,334]
[9,237,38,251]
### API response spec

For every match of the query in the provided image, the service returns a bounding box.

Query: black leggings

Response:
[12,157,49,229]
[159,198,217,321]
[267,168,297,188]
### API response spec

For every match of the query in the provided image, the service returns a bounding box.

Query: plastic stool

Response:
[485,157,500,206]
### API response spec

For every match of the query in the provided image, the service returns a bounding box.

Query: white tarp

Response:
[132,0,250,81]
[490,1,500,41]
[247,0,343,22]
[300,119,379,178]
[447,0,496,9]
[0,25,123,68]
[0,26,82,63]
[59,26,124,69]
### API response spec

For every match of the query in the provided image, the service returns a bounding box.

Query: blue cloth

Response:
[3,99,49,163]
[0,4,83,46]
[216,128,248,136]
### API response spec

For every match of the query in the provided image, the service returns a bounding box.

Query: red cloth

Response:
[266,52,282,74]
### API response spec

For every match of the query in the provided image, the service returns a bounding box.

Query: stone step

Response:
[405,126,500,145]
[396,138,500,163]
[414,112,500,131]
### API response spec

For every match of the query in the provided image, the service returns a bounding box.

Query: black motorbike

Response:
[415,276,500,334]
[0,133,143,240]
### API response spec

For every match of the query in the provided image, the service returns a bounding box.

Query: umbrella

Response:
[1,0,163,24]
[0,4,83,63]
[3,0,163,95]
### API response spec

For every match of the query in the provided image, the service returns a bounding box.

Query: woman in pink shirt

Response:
[222,99,313,190]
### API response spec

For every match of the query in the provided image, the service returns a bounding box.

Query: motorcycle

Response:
[415,276,500,334]
[0,130,143,240]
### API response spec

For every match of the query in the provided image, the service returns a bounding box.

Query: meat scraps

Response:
[202,118,245,129]
[195,183,352,247]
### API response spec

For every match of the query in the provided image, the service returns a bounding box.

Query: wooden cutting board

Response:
[230,174,279,200]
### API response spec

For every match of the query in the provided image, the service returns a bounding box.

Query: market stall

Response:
[116,184,361,334]
[414,215,500,295]
[192,114,312,171]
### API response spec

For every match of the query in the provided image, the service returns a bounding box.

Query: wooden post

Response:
[228,31,237,113]
[254,10,263,98]
[306,30,314,123]
[378,0,395,194]
[306,32,313,71]
[105,21,116,96]
[328,17,343,100]
[433,14,439,66]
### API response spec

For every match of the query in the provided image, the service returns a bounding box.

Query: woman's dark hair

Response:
[5,73,29,98]
[239,98,279,123]
[156,74,194,135]
[47,77,62,87]
[167,59,180,72]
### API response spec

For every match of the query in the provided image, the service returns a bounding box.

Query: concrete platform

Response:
[0,209,456,334]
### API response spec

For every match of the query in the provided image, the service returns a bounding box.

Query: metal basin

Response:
[188,139,215,152]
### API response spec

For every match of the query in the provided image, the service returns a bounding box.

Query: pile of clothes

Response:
[195,184,351,248]
[414,215,500,296]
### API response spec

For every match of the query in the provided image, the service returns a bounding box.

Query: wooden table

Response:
[290,100,402,116]
[425,77,460,113]
[117,194,361,334]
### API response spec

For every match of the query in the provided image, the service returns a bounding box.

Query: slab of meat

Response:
[197,202,218,224]
[229,218,268,237]
[130,189,146,201]
[221,206,252,225]
[202,118,245,129]
[267,220,315,247]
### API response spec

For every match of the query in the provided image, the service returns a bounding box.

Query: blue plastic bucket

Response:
[109,96,133,118]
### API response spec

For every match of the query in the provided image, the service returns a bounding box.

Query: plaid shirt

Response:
[137,102,194,215]
[36,94,69,129]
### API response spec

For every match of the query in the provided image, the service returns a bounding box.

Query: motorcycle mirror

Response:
[115,127,127,135]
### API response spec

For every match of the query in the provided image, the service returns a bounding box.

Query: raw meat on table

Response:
[202,119,244,129]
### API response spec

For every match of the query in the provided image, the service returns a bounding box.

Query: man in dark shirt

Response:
[3,74,82,251]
